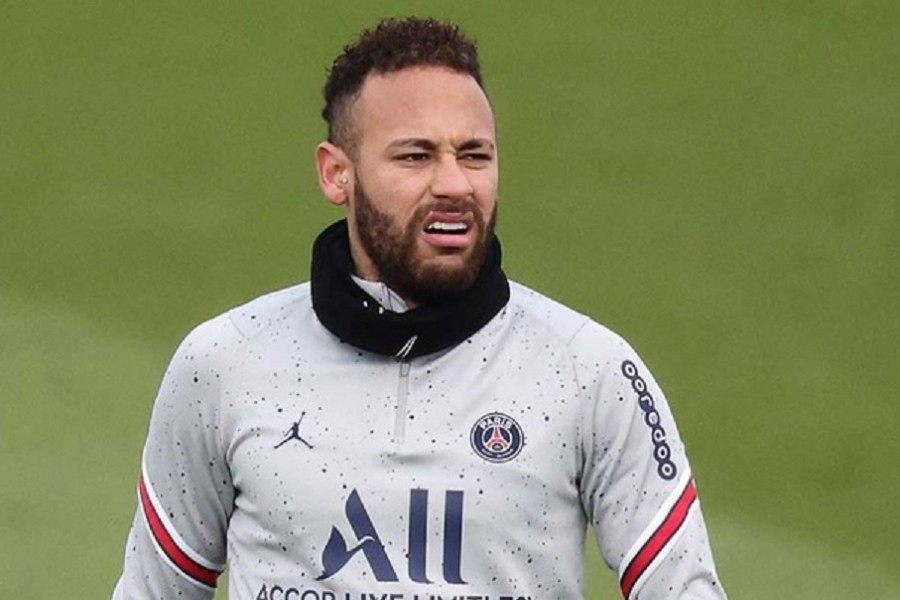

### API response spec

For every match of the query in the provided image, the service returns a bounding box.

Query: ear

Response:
[316,142,353,206]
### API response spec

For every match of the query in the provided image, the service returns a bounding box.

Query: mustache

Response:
[412,199,482,225]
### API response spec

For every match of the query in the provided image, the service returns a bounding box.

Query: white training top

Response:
[112,281,727,600]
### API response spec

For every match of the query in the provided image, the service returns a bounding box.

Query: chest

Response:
[224,334,581,473]
[218,331,586,578]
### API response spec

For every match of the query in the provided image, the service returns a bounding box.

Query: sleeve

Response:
[111,319,236,599]
[574,325,727,599]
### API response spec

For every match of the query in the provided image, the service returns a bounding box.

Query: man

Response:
[112,17,727,600]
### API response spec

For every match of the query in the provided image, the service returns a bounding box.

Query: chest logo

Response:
[317,488,466,584]
[274,412,314,449]
[470,412,524,463]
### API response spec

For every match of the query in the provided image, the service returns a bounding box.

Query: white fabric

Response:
[112,281,727,600]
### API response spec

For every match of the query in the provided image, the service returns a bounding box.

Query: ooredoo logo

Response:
[621,359,677,481]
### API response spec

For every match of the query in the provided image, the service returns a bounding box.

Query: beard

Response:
[352,178,496,306]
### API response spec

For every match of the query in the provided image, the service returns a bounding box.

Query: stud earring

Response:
[339,174,349,185]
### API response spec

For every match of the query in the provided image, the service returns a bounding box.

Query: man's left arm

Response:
[573,324,727,599]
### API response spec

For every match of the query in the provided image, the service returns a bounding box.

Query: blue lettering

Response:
[318,488,466,584]
[409,489,431,583]
[317,490,398,582]
[443,491,466,584]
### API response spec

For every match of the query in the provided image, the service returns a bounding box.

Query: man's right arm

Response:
[112,320,235,599]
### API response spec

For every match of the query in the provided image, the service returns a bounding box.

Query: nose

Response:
[430,154,474,199]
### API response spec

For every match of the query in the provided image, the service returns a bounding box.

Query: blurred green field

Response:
[2,1,898,598]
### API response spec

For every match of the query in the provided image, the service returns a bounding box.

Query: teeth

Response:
[427,222,468,233]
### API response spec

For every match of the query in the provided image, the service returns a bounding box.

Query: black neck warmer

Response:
[310,220,510,359]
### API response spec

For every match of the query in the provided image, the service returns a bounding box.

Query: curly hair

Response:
[322,17,485,154]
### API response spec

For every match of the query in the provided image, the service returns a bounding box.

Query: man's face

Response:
[344,66,499,306]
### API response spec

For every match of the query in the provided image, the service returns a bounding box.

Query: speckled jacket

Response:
[112,224,727,600]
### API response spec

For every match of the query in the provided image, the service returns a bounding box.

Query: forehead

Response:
[354,66,495,147]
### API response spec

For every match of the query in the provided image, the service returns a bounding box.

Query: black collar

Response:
[311,220,510,359]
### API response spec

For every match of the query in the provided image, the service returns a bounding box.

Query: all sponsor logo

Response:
[253,489,538,599]
[469,412,524,463]
[317,488,466,584]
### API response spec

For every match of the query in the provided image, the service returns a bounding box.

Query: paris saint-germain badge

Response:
[470,412,524,463]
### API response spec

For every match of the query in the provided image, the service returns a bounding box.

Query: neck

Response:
[310,219,510,359]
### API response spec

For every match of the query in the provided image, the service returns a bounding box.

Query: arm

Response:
[112,320,235,599]
[574,326,727,599]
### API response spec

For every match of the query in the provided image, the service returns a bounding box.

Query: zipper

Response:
[394,360,411,443]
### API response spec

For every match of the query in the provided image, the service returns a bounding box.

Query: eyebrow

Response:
[387,138,438,151]
[458,138,495,152]
[386,138,495,152]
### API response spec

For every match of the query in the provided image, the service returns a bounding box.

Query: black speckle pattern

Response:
[115,282,726,599]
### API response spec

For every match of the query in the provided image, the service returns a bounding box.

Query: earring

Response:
[339,174,349,185]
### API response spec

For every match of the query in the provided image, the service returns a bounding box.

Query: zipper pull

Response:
[395,335,419,359]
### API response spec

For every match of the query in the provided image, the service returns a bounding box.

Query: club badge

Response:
[470,412,524,463]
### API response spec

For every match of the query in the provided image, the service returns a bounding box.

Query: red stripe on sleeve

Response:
[138,475,220,588]
[620,479,698,599]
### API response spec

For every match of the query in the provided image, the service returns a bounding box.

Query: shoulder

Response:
[506,280,629,355]
[224,282,311,338]
[173,283,312,362]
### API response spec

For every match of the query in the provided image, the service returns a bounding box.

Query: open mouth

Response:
[421,212,475,249]
[424,221,469,235]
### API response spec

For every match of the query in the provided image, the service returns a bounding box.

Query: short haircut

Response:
[322,17,485,154]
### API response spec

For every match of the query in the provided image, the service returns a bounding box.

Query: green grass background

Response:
[2,1,898,597]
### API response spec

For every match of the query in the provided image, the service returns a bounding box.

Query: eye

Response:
[396,153,430,162]
[460,152,494,166]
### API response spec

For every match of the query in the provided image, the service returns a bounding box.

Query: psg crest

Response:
[470,412,524,463]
